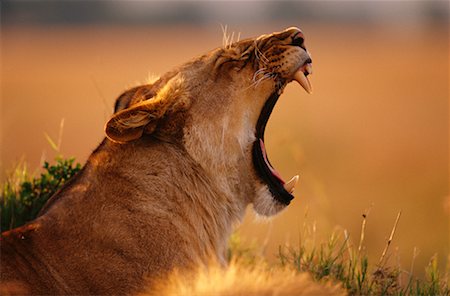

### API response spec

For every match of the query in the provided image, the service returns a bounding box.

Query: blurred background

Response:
[1,0,448,277]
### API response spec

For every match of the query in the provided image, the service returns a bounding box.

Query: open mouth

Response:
[252,60,313,205]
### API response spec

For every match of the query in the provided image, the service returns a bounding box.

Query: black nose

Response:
[291,31,306,50]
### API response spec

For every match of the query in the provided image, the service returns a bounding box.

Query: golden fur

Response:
[1,28,318,295]
[142,260,345,296]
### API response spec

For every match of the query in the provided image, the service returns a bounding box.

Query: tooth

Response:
[305,63,313,75]
[294,70,313,94]
[283,175,299,193]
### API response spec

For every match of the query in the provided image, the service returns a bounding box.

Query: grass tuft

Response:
[0,157,81,232]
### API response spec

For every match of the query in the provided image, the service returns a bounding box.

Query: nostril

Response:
[291,31,305,48]
[291,37,304,47]
[305,58,312,64]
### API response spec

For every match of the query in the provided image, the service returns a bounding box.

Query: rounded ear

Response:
[105,105,154,143]
[113,86,141,113]
[105,75,189,143]
[113,84,157,113]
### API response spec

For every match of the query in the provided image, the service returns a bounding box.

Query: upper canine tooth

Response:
[284,175,299,193]
[293,70,313,94]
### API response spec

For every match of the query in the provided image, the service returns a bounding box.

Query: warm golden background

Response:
[1,1,448,277]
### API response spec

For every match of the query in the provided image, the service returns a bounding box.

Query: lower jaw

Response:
[253,185,290,217]
[252,141,294,205]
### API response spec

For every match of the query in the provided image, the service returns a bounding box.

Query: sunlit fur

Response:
[142,260,345,296]
[1,28,312,295]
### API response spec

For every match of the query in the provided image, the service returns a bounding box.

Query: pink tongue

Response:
[259,139,285,184]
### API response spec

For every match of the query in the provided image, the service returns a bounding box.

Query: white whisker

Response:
[254,73,270,88]
[252,68,267,82]
[254,41,269,65]
[244,70,272,91]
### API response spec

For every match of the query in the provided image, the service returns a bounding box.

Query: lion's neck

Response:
[183,111,256,203]
[91,139,247,264]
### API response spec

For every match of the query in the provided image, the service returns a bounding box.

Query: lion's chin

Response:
[252,185,288,217]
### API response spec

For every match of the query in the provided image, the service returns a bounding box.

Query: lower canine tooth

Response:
[283,175,299,193]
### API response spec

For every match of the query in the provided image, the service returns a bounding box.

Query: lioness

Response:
[1,27,313,295]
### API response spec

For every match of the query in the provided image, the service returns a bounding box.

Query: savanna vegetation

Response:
[0,157,81,232]
[1,156,448,295]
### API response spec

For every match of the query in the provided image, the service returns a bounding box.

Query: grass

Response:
[230,210,449,296]
[275,231,449,295]
[1,157,449,295]
[0,157,81,232]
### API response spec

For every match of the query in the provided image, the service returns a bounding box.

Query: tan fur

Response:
[1,28,314,295]
[143,261,346,296]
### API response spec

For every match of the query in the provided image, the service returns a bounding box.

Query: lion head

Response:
[105,27,313,217]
